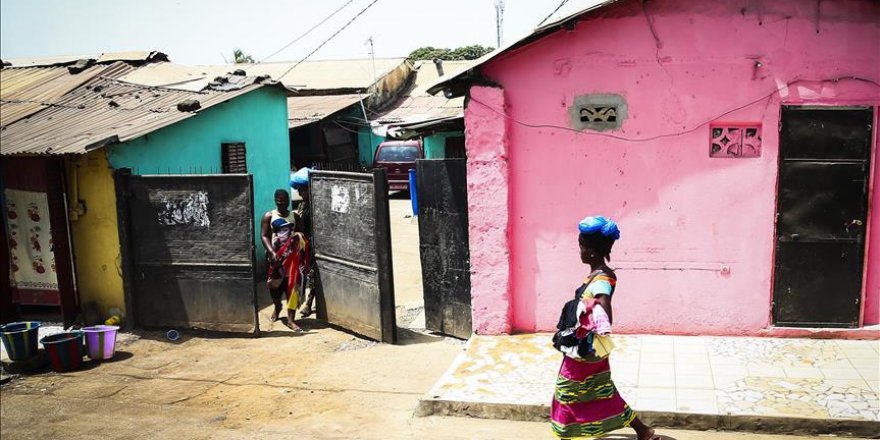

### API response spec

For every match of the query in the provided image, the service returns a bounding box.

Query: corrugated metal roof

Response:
[3,51,168,67]
[118,58,407,92]
[1,64,119,126]
[1,62,282,155]
[374,61,468,124]
[287,94,367,128]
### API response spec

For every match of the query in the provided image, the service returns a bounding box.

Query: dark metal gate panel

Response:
[122,174,258,333]
[416,159,472,339]
[773,107,873,327]
[310,169,396,343]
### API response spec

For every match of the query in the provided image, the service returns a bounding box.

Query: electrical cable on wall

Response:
[260,0,356,63]
[278,0,382,81]
[468,76,880,143]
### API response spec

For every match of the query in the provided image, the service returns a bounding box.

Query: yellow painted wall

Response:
[65,150,125,317]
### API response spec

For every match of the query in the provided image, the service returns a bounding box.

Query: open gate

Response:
[117,173,259,334]
[309,169,397,343]
[416,159,472,339]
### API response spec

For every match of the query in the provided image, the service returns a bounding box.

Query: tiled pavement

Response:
[417,334,880,432]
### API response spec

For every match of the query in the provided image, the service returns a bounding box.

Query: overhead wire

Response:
[537,0,571,27]
[259,0,357,63]
[467,76,880,143]
[278,0,382,81]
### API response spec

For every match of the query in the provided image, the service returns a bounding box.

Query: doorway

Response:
[773,107,874,327]
[1,157,78,327]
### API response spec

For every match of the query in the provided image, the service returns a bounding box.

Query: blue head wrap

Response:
[578,216,621,240]
[290,167,311,189]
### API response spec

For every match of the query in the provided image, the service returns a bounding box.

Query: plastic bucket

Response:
[40,332,84,372]
[82,325,119,360]
[0,321,41,361]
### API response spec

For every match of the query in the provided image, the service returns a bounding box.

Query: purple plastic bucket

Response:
[0,321,41,361]
[41,332,84,372]
[82,325,119,360]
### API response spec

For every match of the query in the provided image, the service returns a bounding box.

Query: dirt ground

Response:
[0,199,866,439]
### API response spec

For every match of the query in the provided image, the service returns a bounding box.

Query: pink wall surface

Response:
[468,0,880,334]
[465,86,512,334]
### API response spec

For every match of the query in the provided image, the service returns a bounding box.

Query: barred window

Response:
[221,142,247,173]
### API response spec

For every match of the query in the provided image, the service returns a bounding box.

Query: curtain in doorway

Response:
[5,189,60,298]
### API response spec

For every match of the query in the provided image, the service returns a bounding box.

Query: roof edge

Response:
[425,0,620,97]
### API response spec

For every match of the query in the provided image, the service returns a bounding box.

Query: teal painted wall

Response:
[358,126,385,166]
[423,131,463,159]
[107,87,291,265]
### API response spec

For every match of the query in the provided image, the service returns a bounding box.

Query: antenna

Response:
[366,36,377,85]
[495,0,505,47]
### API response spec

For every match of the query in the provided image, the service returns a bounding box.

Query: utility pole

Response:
[495,0,505,47]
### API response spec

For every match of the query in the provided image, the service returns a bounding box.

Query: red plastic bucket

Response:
[40,332,84,372]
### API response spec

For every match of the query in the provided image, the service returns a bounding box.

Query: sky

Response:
[0,0,601,65]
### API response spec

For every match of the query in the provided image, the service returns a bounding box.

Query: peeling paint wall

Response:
[65,150,125,316]
[469,0,880,334]
[465,86,512,334]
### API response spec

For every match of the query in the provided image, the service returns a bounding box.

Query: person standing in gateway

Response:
[260,188,308,332]
[290,167,320,318]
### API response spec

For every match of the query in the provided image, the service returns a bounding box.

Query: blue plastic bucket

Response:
[0,321,42,361]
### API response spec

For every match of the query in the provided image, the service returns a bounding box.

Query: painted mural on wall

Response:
[5,189,59,291]
[154,191,211,227]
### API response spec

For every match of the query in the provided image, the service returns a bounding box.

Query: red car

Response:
[372,140,423,191]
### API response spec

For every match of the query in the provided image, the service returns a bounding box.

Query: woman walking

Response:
[261,189,309,332]
[551,216,657,440]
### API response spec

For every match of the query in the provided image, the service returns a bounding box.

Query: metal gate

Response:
[310,169,396,343]
[118,173,258,333]
[773,107,873,327]
[416,159,472,339]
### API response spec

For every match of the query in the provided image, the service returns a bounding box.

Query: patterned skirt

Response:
[551,355,635,439]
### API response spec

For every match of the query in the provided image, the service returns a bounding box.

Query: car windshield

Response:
[377,145,419,162]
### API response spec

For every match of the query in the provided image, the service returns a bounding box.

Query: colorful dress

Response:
[551,269,636,439]
[267,209,309,310]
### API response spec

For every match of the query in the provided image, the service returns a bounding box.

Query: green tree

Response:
[233,49,255,64]
[407,45,493,61]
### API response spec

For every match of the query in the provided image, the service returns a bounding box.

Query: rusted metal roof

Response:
[3,51,168,68]
[0,64,122,126]
[1,62,286,155]
[118,58,407,92]
[374,61,468,124]
[287,94,367,128]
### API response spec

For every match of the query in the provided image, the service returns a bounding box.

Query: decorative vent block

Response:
[569,94,627,132]
[710,124,761,158]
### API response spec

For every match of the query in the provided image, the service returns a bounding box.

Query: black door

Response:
[773,107,873,327]
[310,169,397,343]
[119,174,259,333]
[416,159,472,339]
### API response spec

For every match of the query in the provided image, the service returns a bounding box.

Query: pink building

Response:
[429,0,880,336]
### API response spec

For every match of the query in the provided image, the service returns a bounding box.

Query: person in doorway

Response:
[289,167,319,318]
[261,188,309,332]
[550,216,657,440]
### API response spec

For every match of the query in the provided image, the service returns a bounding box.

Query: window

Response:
[221,142,247,173]
[709,124,761,158]
[569,94,627,131]
[376,145,420,162]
